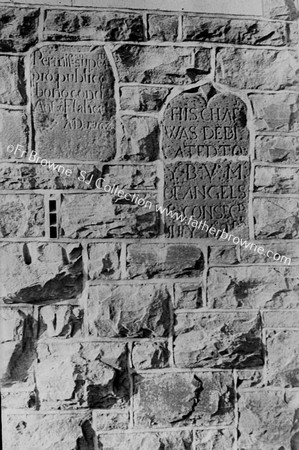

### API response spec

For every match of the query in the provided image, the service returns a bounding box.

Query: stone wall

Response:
[0,0,299,449]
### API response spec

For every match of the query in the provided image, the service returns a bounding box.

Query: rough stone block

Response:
[0,110,28,160]
[240,242,296,264]
[256,135,299,163]
[126,243,204,279]
[255,166,299,193]
[216,48,299,91]
[97,431,193,450]
[263,310,299,328]
[44,10,144,41]
[31,45,116,161]
[0,163,101,190]
[102,164,157,189]
[60,193,159,238]
[0,7,39,52]
[209,245,239,265]
[266,330,299,386]
[2,412,95,450]
[0,243,83,304]
[0,338,37,409]
[263,0,298,20]
[254,197,299,239]
[120,86,170,112]
[148,14,178,41]
[250,93,299,131]
[236,370,264,388]
[120,115,159,161]
[134,371,234,427]
[0,194,44,238]
[183,17,287,46]
[208,266,299,309]
[93,411,129,431]
[195,429,235,450]
[88,243,121,280]
[0,56,25,105]
[87,284,171,338]
[174,312,263,369]
[238,391,299,450]
[36,342,129,409]
[131,341,170,369]
[174,282,203,309]
[38,305,83,339]
[0,306,35,342]
[113,45,210,84]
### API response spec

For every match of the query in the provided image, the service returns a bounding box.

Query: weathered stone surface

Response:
[174,283,203,309]
[102,164,157,189]
[209,245,239,265]
[113,45,210,84]
[1,378,37,410]
[174,312,262,368]
[134,372,234,427]
[0,8,39,52]
[0,56,25,105]
[44,10,144,41]
[93,411,129,431]
[266,330,299,387]
[87,284,171,338]
[0,163,99,190]
[2,412,95,450]
[131,341,170,369]
[120,86,170,112]
[165,161,250,238]
[126,243,204,278]
[195,429,235,450]
[254,197,299,239]
[255,166,299,193]
[256,135,299,163]
[208,267,299,309]
[148,14,178,41]
[237,370,264,388]
[60,193,158,238]
[264,0,298,20]
[216,48,299,90]
[36,342,129,409]
[0,162,157,190]
[238,391,299,450]
[97,431,193,450]
[88,243,121,280]
[120,115,159,161]
[0,110,28,160]
[263,310,299,328]
[0,243,83,304]
[0,194,44,238]
[38,305,83,339]
[0,305,37,409]
[250,93,299,131]
[240,242,295,264]
[0,306,35,342]
[31,45,116,161]
[183,17,287,46]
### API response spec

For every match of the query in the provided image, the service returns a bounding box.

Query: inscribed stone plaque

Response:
[162,90,250,238]
[31,45,116,161]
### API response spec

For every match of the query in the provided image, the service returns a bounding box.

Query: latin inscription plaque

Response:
[31,45,116,160]
[162,90,250,238]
